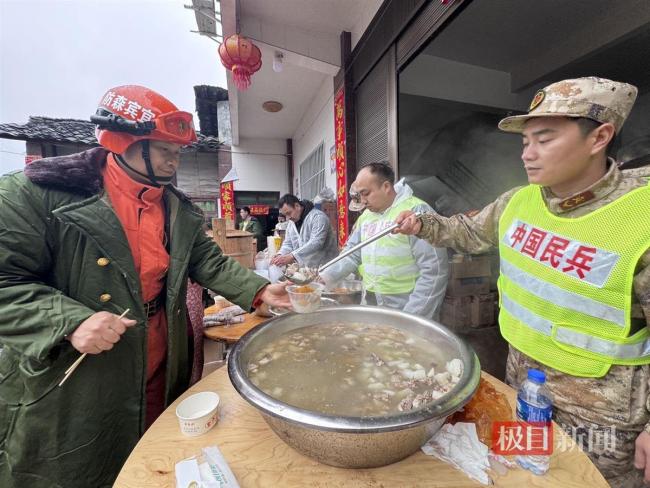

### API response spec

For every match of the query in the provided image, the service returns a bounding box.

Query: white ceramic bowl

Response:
[175,391,220,436]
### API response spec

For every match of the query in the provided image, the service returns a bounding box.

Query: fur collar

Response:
[24,147,192,203]
[24,147,108,197]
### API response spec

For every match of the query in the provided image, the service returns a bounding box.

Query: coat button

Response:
[97,257,110,267]
[99,293,112,303]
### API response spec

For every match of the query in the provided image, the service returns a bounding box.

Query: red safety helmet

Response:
[93,85,197,154]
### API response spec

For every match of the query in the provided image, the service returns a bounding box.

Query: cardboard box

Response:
[440,292,497,330]
[449,257,491,279]
[446,276,490,296]
[470,292,497,328]
[446,256,492,296]
[455,324,508,379]
[440,295,473,328]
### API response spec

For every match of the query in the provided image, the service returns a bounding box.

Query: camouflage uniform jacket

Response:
[418,162,650,485]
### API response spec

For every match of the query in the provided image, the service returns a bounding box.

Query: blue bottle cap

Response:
[527,368,546,383]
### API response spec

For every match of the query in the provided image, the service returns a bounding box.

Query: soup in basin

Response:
[247,322,463,417]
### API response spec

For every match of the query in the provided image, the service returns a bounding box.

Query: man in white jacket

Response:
[270,194,339,269]
[321,162,449,319]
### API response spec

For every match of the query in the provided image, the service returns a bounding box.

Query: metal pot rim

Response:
[228,305,481,433]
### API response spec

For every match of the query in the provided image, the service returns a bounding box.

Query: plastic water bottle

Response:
[516,368,553,475]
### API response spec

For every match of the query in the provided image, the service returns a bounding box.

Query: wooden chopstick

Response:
[58,308,130,387]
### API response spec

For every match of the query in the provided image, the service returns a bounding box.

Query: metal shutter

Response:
[350,0,426,89]
[396,0,466,69]
[355,47,397,167]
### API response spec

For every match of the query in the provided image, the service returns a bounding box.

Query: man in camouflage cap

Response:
[396,77,650,488]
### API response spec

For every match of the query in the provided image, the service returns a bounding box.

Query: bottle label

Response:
[517,397,552,422]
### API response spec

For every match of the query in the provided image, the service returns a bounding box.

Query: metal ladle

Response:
[281,265,319,285]
[282,212,422,285]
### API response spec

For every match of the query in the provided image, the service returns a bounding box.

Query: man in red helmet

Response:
[0,85,290,488]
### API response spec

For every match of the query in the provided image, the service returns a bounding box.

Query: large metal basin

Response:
[228,306,481,468]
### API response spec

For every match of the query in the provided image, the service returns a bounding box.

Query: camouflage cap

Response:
[498,77,638,134]
[348,185,365,212]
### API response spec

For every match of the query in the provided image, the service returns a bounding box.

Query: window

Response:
[193,200,217,213]
[299,142,325,201]
[234,191,280,207]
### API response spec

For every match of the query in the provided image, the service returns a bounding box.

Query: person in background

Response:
[270,194,338,269]
[396,77,650,488]
[274,213,288,232]
[321,162,449,319]
[0,84,290,488]
[239,206,265,252]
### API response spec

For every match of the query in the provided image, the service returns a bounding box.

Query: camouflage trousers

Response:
[505,347,650,488]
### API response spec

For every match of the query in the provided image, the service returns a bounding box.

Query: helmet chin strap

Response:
[140,140,165,187]
[114,140,174,187]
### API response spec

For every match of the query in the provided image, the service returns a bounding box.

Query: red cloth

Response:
[103,154,169,428]
[186,280,205,385]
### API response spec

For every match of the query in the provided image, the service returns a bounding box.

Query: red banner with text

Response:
[334,87,348,247]
[220,181,235,222]
[249,204,270,216]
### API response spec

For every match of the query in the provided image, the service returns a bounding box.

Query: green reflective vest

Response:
[356,196,423,294]
[498,182,650,377]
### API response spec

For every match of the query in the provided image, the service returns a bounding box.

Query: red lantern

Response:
[218,34,262,91]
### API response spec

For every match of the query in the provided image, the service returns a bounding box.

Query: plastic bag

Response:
[448,377,513,446]
[254,251,269,270]
[175,445,239,488]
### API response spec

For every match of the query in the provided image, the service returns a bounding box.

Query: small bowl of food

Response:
[286,283,325,313]
[323,279,364,305]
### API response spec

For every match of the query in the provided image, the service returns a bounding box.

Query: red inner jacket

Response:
[103,154,169,428]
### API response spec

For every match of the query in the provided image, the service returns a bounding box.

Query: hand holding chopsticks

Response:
[59,308,132,386]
